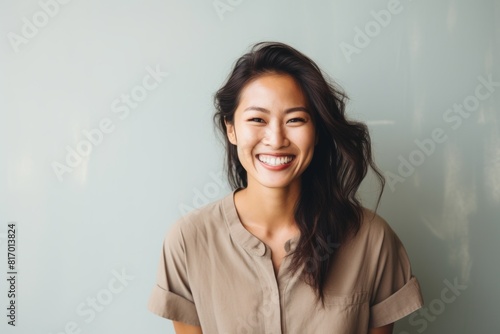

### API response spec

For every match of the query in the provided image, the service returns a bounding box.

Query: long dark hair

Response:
[213,41,385,306]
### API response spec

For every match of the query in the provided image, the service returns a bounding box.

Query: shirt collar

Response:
[222,188,300,257]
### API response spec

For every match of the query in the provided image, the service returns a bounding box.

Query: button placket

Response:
[259,244,283,334]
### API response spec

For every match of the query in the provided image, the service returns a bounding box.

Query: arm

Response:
[173,321,203,334]
[368,323,394,334]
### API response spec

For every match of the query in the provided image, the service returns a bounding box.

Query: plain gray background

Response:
[1,0,498,333]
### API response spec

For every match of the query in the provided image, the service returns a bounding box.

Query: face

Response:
[225,73,316,190]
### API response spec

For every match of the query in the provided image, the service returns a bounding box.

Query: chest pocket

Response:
[307,290,370,334]
[323,290,369,306]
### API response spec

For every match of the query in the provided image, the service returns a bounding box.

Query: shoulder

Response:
[341,207,403,254]
[356,208,397,238]
[165,193,230,246]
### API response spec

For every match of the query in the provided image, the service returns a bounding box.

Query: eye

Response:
[248,118,265,123]
[287,117,306,124]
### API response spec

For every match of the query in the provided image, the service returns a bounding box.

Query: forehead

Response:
[238,73,306,107]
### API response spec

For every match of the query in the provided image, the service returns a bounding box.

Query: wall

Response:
[1,0,498,333]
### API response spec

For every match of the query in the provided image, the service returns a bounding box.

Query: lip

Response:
[256,153,295,171]
[256,153,296,157]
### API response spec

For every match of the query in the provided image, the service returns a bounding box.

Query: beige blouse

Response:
[148,188,423,333]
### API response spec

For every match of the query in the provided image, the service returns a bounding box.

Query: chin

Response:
[255,177,299,190]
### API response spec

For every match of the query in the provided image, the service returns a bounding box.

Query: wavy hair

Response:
[213,41,385,306]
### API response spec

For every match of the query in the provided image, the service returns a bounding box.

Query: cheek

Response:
[237,126,261,149]
[235,131,257,159]
[291,128,316,151]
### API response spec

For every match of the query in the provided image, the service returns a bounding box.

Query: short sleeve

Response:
[368,220,424,328]
[147,220,200,326]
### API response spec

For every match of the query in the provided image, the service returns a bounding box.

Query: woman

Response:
[148,42,423,334]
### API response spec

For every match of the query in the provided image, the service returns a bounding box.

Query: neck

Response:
[234,180,301,236]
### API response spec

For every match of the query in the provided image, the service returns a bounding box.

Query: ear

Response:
[225,119,237,145]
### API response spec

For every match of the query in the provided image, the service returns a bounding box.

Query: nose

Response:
[263,122,289,149]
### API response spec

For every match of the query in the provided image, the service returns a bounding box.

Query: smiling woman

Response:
[225,73,316,194]
[147,42,424,334]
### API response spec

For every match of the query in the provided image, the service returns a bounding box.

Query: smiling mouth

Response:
[257,154,295,166]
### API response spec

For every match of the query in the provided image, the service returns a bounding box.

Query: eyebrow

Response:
[243,106,309,114]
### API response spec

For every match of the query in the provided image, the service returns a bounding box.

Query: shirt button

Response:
[253,243,266,256]
[284,240,291,252]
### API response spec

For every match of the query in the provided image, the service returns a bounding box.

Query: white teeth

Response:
[258,155,294,166]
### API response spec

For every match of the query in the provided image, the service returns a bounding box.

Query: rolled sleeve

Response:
[369,218,424,328]
[148,284,200,326]
[369,276,423,328]
[147,219,200,326]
